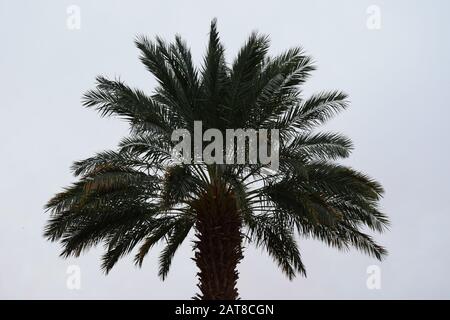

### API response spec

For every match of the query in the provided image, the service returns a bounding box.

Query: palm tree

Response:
[44,20,389,300]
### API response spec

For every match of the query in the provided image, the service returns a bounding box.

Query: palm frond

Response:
[246,214,306,279]
[158,217,194,279]
[279,90,349,132]
[83,76,179,134]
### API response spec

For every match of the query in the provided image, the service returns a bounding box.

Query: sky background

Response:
[1,0,450,299]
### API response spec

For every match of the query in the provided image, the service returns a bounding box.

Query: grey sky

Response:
[1,0,449,299]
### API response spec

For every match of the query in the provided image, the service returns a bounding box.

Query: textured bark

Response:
[192,183,242,300]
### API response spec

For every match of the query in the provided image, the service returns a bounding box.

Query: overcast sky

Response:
[1,0,450,299]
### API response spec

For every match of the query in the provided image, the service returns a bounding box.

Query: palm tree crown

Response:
[45,19,389,299]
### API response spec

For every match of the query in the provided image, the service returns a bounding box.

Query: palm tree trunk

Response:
[192,183,242,300]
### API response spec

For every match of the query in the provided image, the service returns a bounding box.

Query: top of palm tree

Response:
[44,19,388,282]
